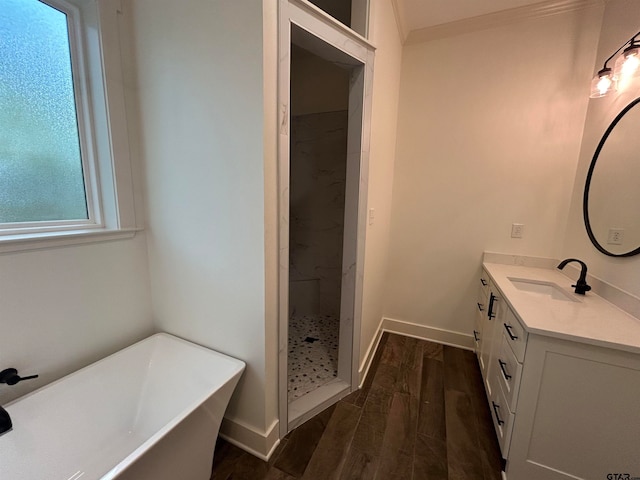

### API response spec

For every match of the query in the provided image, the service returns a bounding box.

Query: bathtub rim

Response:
[6,332,245,408]
[4,332,245,480]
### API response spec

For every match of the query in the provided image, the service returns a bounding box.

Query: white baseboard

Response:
[220,318,473,461]
[219,417,280,461]
[358,317,385,388]
[356,317,475,389]
[381,317,474,350]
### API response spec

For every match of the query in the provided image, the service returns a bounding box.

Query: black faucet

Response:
[0,368,39,386]
[557,258,591,295]
[0,368,39,436]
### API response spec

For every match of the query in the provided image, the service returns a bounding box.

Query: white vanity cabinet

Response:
[507,334,640,479]
[477,263,640,480]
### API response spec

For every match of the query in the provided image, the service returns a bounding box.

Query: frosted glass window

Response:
[0,0,88,224]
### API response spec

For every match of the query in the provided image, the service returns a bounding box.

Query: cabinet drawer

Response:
[502,308,527,362]
[490,378,515,458]
[496,334,523,412]
[479,272,490,292]
[478,272,490,309]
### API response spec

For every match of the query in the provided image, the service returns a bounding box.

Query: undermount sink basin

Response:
[508,277,578,302]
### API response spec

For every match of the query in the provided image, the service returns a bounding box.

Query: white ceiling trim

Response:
[390,0,408,43]
[404,0,604,45]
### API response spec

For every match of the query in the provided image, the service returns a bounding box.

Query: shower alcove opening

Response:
[278,0,374,435]
[287,62,348,402]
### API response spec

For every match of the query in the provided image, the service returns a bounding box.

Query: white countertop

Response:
[483,262,640,354]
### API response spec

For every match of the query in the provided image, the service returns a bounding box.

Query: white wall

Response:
[0,3,154,406]
[562,0,640,297]
[0,236,153,405]
[383,4,603,338]
[359,0,403,367]
[129,0,274,447]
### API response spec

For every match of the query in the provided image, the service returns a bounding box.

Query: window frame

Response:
[0,0,140,251]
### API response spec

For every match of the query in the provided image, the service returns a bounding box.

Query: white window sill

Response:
[0,227,142,254]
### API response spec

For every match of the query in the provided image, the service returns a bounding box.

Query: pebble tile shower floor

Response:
[288,314,339,401]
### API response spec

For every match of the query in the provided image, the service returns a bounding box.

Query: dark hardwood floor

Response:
[211,333,503,480]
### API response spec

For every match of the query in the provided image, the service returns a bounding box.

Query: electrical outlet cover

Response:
[511,223,524,238]
[607,228,624,245]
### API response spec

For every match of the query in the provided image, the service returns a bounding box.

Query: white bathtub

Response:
[0,333,245,480]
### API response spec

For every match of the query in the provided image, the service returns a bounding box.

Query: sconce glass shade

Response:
[614,44,640,81]
[590,68,615,98]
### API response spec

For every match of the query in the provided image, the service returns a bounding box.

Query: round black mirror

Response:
[583,97,640,257]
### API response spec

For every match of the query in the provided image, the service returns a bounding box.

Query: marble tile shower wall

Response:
[289,111,349,318]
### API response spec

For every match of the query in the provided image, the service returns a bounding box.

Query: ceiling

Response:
[394,0,549,32]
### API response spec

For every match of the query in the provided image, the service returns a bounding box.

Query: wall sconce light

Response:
[590,30,640,98]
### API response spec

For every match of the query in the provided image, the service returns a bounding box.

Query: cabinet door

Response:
[507,335,640,479]
[480,286,504,393]
[474,273,490,355]
[478,289,494,378]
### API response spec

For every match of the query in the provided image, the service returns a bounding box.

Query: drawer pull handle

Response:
[473,330,480,342]
[504,323,518,340]
[498,359,512,380]
[480,278,488,286]
[492,401,505,426]
[488,294,497,319]
[477,302,484,312]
